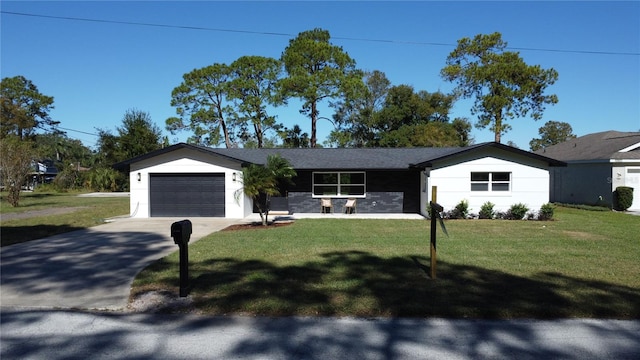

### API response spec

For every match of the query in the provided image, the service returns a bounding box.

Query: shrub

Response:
[538,203,555,221]
[446,199,469,219]
[613,186,634,211]
[506,203,529,220]
[478,201,495,219]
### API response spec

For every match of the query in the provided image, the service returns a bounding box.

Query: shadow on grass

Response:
[139,250,640,319]
[1,225,85,247]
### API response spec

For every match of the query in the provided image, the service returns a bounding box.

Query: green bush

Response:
[538,203,555,221]
[506,203,529,220]
[447,199,469,219]
[479,201,495,219]
[613,186,634,211]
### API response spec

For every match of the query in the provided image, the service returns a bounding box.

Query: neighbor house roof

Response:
[534,131,640,162]
[115,142,565,171]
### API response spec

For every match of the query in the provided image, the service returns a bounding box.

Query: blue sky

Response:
[2,1,639,150]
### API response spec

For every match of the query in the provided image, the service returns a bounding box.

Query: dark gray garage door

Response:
[150,174,225,217]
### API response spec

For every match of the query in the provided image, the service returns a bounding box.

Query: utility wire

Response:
[2,10,638,56]
[57,126,99,137]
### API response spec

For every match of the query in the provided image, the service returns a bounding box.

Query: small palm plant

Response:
[238,154,296,226]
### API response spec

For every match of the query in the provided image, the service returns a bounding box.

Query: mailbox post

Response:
[171,220,192,297]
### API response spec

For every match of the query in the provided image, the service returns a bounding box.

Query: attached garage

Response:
[149,174,225,217]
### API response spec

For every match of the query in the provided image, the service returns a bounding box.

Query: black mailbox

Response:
[171,220,192,245]
[170,219,192,297]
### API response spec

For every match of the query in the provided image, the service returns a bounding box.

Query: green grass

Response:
[133,207,640,319]
[1,192,129,246]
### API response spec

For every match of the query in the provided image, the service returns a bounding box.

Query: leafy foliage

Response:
[446,199,469,219]
[227,56,283,147]
[0,135,35,206]
[613,186,634,211]
[280,28,363,147]
[238,154,296,225]
[529,121,576,151]
[329,79,471,148]
[506,203,530,220]
[280,125,311,148]
[0,76,56,140]
[538,203,555,221]
[96,109,163,167]
[84,167,126,192]
[441,32,559,143]
[167,63,235,147]
[479,201,495,219]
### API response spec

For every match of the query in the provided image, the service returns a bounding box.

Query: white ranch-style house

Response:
[116,142,566,218]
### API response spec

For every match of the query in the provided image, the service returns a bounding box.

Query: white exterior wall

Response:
[128,148,252,218]
[424,154,550,215]
[612,163,640,210]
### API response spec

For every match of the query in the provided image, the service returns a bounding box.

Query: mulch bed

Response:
[222,221,294,231]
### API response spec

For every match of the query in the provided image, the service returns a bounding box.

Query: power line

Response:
[2,10,638,56]
[57,126,100,137]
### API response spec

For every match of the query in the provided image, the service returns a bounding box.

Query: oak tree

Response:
[1,75,56,140]
[529,120,576,151]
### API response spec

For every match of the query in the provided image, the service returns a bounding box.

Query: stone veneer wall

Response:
[288,192,405,213]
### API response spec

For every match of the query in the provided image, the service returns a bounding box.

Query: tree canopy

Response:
[529,120,576,151]
[280,28,364,147]
[96,109,163,167]
[167,63,235,147]
[0,135,35,206]
[227,56,283,148]
[1,75,56,140]
[328,77,471,148]
[441,32,559,143]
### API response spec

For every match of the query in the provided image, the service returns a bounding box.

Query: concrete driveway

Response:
[0,217,242,310]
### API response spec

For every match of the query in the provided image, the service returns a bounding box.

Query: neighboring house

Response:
[535,130,640,210]
[116,142,565,218]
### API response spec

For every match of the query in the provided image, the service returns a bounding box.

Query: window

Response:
[313,172,366,197]
[471,172,511,192]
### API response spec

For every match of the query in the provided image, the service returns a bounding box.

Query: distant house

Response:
[116,142,565,218]
[535,130,640,210]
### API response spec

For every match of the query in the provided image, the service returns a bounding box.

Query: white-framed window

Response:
[470,172,511,192]
[313,172,366,197]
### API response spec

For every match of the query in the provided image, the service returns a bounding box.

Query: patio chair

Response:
[320,198,333,214]
[343,198,357,214]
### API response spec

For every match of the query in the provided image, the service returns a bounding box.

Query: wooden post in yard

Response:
[430,186,437,279]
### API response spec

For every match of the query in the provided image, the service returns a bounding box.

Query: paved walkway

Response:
[2,309,638,359]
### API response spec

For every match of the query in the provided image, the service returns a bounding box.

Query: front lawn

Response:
[132,207,640,318]
[1,192,129,246]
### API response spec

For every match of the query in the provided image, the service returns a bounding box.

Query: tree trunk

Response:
[221,120,232,148]
[310,101,317,148]
[494,112,502,143]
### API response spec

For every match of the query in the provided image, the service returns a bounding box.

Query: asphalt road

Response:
[2,308,639,360]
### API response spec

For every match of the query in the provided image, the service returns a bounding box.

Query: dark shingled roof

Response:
[534,131,640,161]
[115,142,565,170]
[206,147,462,170]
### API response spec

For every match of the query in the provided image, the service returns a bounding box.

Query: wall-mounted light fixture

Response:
[137,172,141,182]
[232,172,237,182]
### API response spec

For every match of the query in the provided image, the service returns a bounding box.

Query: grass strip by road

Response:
[133,207,640,319]
[1,192,129,246]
